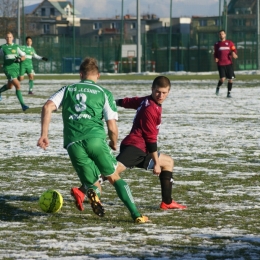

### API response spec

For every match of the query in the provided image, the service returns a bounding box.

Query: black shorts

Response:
[116,144,159,170]
[218,64,235,80]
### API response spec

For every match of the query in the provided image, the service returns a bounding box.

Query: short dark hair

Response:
[152,76,171,89]
[80,57,99,75]
[219,29,225,34]
[26,36,32,41]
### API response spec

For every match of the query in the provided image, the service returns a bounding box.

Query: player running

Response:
[19,36,48,94]
[0,32,29,111]
[214,29,238,98]
[37,57,149,224]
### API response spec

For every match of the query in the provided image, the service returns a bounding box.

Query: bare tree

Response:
[0,0,18,17]
[0,0,19,38]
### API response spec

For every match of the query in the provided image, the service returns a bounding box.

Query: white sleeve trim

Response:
[103,94,118,121]
[32,53,42,60]
[17,47,26,57]
[48,86,66,110]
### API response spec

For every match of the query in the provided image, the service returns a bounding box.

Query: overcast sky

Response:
[24,0,221,18]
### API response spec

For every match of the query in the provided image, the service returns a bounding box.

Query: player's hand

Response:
[215,58,219,63]
[42,57,48,61]
[37,136,49,150]
[153,163,161,176]
[109,140,117,151]
[14,56,22,63]
[232,52,238,59]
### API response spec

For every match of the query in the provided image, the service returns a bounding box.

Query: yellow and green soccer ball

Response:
[39,189,63,213]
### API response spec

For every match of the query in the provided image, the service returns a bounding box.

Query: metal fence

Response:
[2,32,257,74]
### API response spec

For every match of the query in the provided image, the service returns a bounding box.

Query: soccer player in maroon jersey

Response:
[214,30,238,98]
[115,76,187,210]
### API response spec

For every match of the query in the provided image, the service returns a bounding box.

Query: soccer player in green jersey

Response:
[37,57,149,224]
[19,36,48,94]
[0,32,29,111]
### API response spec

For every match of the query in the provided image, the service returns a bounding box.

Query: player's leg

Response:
[0,71,13,101]
[226,64,235,98]
[67,140,103,215]
[12,78,29,111]
[216,66,226,95]
[28,70,35,94]
[144,153,187,210]
[18,62,25,82]
[91,139,148,223]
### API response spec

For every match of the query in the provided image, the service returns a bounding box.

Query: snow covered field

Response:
[0,77,259,259]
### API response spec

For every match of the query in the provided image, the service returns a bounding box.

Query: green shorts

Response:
[4,67,19,81]
[67,138,118,187]
[20,63,34,76]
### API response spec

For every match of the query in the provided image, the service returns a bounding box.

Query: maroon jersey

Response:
[214,40,237,66]
[120,95,162,153]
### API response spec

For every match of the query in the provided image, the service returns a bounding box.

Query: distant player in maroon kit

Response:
[214,29,238,98]
[116,76,187,210]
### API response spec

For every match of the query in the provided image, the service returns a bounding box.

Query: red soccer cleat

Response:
[71,187,85,211]
[160,200,187,210]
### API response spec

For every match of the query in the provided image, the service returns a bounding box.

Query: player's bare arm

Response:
[37,100,57,150]
[106,119,118,150]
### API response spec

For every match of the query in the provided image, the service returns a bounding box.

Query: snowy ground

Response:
[0,77,259,259]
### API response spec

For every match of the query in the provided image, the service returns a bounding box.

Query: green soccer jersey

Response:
[20,45,42,66]
[0,43,25,69]
[49,79,118,148]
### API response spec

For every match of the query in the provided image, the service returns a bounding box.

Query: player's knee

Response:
[107,172,120,185]
[168,157,174,169]
[162,155,174,171]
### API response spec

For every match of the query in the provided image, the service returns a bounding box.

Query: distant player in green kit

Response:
[37,57,149,224]
[19,36,48,94]
[0,32,29,111]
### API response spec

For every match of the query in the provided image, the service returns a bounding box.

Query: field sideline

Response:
[0,75,259,259]
[1,70,260,81]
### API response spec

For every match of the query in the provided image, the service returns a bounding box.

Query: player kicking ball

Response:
[37,57,149,224]
[74,76,187,211]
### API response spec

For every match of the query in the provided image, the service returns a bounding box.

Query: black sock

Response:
[217,80,223,88]
[228,82,232,92]
[159,171,173,204]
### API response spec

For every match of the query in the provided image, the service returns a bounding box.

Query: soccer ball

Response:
[39,189,63,213]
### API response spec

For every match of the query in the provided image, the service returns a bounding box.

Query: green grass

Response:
[0,76,259,259]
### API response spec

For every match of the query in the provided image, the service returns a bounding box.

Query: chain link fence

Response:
[1,32,257,74]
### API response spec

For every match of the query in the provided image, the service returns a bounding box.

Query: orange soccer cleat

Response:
[71,187,85,211]
[160,200,187,210]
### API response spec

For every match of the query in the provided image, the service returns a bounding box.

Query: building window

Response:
[200,20,206,26]
[66,7,70,16]
[233,19,246,26]
[41,8,46,16]
[110,22,117,29]
[131,22,136,29]
[43,24,50,34]
[50,8,55,16]
[215,19,220,26]
[93,22,102,30]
